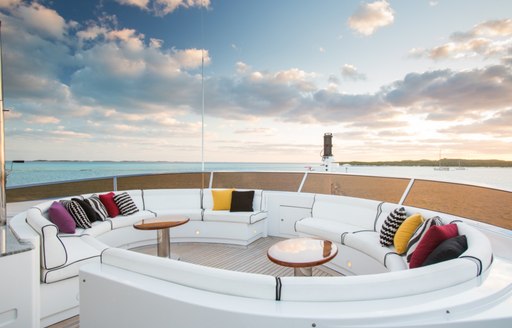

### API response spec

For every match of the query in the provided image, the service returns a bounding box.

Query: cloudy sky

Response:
[1,0,511,162]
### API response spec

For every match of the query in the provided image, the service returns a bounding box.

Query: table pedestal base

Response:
[294,267,312,276]
[157,229,170,258]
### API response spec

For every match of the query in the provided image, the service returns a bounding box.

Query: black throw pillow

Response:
[72,197,101,222]
[421,235,468,267]
[230,190,255,212]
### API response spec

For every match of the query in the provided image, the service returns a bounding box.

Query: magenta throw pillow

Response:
[48,201,76,233]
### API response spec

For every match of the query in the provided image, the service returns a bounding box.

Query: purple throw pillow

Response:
[48,201,76,233]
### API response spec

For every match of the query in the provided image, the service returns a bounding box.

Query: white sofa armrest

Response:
[26,207,67,269]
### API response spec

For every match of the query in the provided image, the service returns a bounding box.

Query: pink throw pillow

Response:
[99,192,120,218]
[48,201,76,233]
[409,224,459,268]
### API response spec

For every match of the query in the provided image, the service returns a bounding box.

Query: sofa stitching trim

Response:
[352,230,374,234]
[43,255,101,283]
[200,188,204,212]
[374,202,384,232]
[460,255,483,276]
[41,224,68,270]
[294,217,306,232]
[100,248,111,264]
[58,234,86,238]
[249,211,265,224]
[200,189,205,221]
[275,277,282,301]
[30,206,44,214]
[340,232,348,245]
[310,194,317,217]
[383,252,398,269]
[259,190,264,211]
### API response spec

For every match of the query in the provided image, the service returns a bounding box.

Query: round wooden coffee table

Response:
[267,237,338,276]
[133,215,190,259]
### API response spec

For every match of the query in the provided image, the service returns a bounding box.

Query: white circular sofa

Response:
[9,188,495,327]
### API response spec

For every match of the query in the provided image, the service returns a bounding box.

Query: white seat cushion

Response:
[108,210,155,229]
[152,209,203,221]
[295,217,363,244]
[83,220,112,237]
[42,235,107,283]
[203,210,267,224]
[343,231,407,271]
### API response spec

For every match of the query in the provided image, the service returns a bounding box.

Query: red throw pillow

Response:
[409,224,458,268]
[99,192,120,218]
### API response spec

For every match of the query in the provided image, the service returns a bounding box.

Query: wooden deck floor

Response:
[48,237,341,327]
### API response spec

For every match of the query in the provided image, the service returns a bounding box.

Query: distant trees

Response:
[338,159,512,167]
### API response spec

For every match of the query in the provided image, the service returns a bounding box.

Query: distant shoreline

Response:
[5,159,512,167]
[338,159,512,167]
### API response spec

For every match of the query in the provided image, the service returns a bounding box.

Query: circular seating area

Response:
[9,188,494,327]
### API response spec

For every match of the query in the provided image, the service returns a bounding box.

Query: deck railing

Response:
[6,171,512,230]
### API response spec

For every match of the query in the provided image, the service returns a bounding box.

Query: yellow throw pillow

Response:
[212,189,234,210]
[394,213,424,254]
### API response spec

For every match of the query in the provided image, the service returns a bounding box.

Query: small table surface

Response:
[133,216,190,230]
[267,237,338,268]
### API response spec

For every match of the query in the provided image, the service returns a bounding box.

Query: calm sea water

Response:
[5,161,512,191]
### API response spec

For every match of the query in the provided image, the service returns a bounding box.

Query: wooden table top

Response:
[267,237,338,268]
[133,216,190,230]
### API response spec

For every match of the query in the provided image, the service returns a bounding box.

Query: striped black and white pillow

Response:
[379,207,407,246]
[84,195,109,221]
[60,200,92,229]
[405,216,443,263]
[113,192,139,216]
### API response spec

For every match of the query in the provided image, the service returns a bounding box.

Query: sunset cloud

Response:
[26,115,61,124]
[14,3,67,40]
[0,0,22,8]
[116,0,149,10]
[413,19,512,60]
[348,0,394,36]
[2,1,511,162]
[341,64,366,81]
[116,0,210,16]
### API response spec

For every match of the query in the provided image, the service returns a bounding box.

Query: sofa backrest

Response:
[456,222,493,276]
[312,194,382,230]
[202,189,264,211]
[376,203,468,232]
[279,257,478,301]
[116,189,144,210]
[142,189,201,211]
[101,247,276,300]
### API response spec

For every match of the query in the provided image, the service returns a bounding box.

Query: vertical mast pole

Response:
[200,2,205,174]
[0,21,7,227]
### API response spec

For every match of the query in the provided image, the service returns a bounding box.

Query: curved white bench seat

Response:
[294,194,493,274]
[98,243,482,303]
[10,188,495,326]
[25,189,267,281]
[101,248,277,300]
